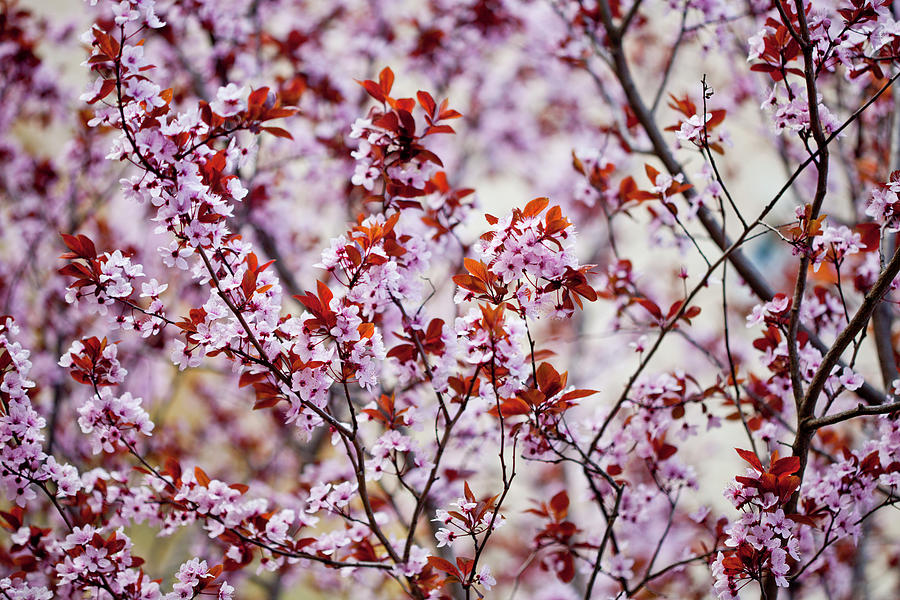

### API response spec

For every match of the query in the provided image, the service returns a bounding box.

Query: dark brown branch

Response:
[871,301,898,388]
[784,0,831,412]
[807,399,900,430]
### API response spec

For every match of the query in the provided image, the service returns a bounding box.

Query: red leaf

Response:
[316,279,333,307]
[427,556,460,579]
[194,467,211,487]
[247,87,269,110]
[549,490,569,520]
[523,197,549,218]
[417,90,436,114]
[559,389,598,402]
[463,258,491,282]
[379,67,395,96]
[238,371,268,388]
[635,298,662,320]
[557,552,575,582]
[770,455,801,476]
[87,79,116,104]
[358,79,385,103]
[657,443,677,460]
[666,300,684,321]
[488,397,531,417]
[253,396,282,410]
[60,233,97,259]
[262,126,293,140]
[736,448,763,471]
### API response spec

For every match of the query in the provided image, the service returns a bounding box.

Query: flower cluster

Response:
[76,389,153,454]
[667,94,730,153]
[455,198,597,318]
[1,318,81,506]
[803,415,900,545]
[59,336,126,386]
[58,335,153,454]
[169,559,234,600]
[866,171,900,232]
[433,493,505,545]
[59,234,168,336]
[714,450,807,598]
[427,484,503,593]
[810,222,863,270]
[492,361,597,459]
[60,236,145,314]
[349,67,461,209]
